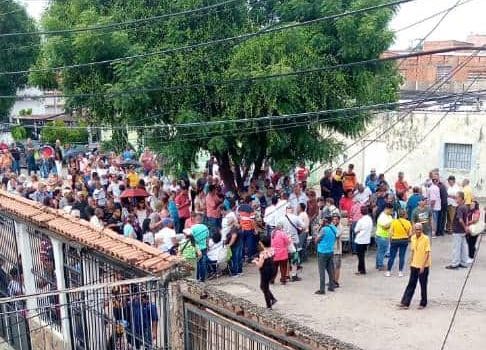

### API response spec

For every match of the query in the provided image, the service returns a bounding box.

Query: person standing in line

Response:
[331,215,343,287]
[191,214,210,281]
[375,204,393,271]
[271,221,291,284]
[466,201,482,262]
[406,187,422,223]
[427,176,441,237]
[446,176,460,234]
[315,217,337,295]
[253,236,277,309]
[446,192,469,270]
[412,196,431,239]
[354,206,373,275]
[438,178,448,236]
[386,209,412,277]
[319,169,333,199]
[394,171,409,200]
[462,179,473,208]
[54,139,63,177]
[399,223,431,309]
[342,164,357,193]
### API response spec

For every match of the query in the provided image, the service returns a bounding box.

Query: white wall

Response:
[315,110,486,197]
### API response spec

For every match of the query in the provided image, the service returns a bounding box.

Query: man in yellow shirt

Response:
[127,166,140,188]
[462,178,473,207]
[399,223,431,309]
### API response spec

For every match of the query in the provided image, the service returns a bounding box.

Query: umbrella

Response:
[41,145,55,158]
[120,159,142,168]
[120,188,150,199]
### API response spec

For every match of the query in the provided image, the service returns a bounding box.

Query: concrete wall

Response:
[333,111,486,196]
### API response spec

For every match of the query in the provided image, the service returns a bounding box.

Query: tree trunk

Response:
[217,152,237,193]
[234,164,244,192]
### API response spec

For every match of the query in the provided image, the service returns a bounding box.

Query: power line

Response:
[335,49,480,169]
[307,0,473,178]
[383,77,481,173]
[2,45,481,100]
[440,234,483,350]
[0,0,413,76]
[0,0,242,38]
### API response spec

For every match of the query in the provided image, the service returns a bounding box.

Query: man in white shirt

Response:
[354,206,373,274]
[264,196,279,238]
[427,176,442,237]
[282,205,304,281]
[446,175,460,234]
[288,184,308,213]
[90,208,105,229]
[154,218,176,252]
[354,183,372,205]
[107,176,122,204]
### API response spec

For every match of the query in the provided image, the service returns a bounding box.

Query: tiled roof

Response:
[0,190,179,274]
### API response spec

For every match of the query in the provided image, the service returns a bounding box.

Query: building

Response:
[335,110,486,198]
[386,35,486,93]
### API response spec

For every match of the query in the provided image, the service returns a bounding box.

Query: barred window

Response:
[436,65,452,81]
[444,143,472,170]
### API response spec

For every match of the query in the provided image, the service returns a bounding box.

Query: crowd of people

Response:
[0,139,484,311]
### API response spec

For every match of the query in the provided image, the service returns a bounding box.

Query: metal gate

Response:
[0,214,31,350]
[184,302,291,350]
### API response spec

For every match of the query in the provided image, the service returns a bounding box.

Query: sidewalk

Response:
[211,235,486,350]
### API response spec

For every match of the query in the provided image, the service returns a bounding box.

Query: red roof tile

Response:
[0,190,179,274]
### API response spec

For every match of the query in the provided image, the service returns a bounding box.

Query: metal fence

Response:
[0,215,30,350]
[184,302,290,350]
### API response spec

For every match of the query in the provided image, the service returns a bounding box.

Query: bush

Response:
[11,125,27,141]
[41,120,89,144]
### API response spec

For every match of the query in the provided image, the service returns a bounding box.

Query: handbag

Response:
[469,221,483,236]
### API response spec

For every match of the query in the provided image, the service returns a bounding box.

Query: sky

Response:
[16,0,486,49]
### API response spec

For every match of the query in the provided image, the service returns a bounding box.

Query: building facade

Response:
[386,35,486,93]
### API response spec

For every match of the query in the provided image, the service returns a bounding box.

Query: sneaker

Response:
[398,271,404,278]
[397,304,409,309]
[445,265,459,270]
[271,299,278,306]
[458,264,468,268]
[385,271,391,277]
[314,290,325,295]
[466,258,474,264]
[291,276,302,282]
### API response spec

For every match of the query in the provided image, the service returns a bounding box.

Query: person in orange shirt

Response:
[395,171,410,200]
[342,164,357,192]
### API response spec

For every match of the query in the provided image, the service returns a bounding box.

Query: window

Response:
[444,143,472,170]
[468,71,486,81]
[436,65,452,81]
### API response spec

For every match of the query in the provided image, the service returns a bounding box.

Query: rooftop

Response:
[0,190,179,274]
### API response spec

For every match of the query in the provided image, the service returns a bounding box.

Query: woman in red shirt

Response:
[339,190,354,214]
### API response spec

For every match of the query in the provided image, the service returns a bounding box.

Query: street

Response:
[212,235,486,350]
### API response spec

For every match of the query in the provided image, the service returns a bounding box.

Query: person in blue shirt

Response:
[407,187,423,221]
[126,293,158,349]
[315,217,338,294]
[365,169,379,193]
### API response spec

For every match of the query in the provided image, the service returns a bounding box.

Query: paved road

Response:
[212,234,486,350]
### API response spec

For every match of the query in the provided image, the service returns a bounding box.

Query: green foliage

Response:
[11,125,27,141]
[0,1,40,122]
[18,108,32,116]
[35,0,401,189]
[41,120,89,144]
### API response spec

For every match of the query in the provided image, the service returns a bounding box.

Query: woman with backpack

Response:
[253,236,277,309]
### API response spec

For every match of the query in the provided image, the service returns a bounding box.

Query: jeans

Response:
[401,267,429,307]
[439,207,447,236]
[432,210,441,235]
[317,252,335,292]
[451,233,468,267]
[350,222,357,253]
[375,236,388,269]
[356,243,367,274]
[387,239,409,272]
[242,230,258,261]
[12,160,20,175]
[229,241,243,275]
[206,217,222,235]
[197,249,208,282]
[298,232,308,262]
[260,269,276,308]
[446,205,456,233]
[466,234,479,259]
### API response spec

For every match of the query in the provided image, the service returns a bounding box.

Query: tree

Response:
[41,120,89,144]
[11,125,27,141]
[0,1,39,122]
[33,0,401,191]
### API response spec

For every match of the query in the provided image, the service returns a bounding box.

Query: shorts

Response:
[333,254,342,269]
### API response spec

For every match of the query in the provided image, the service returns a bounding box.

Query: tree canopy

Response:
[0,0,40,122]
[32,0,401,190]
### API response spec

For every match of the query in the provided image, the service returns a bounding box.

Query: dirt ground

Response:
[211,234,486,350]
